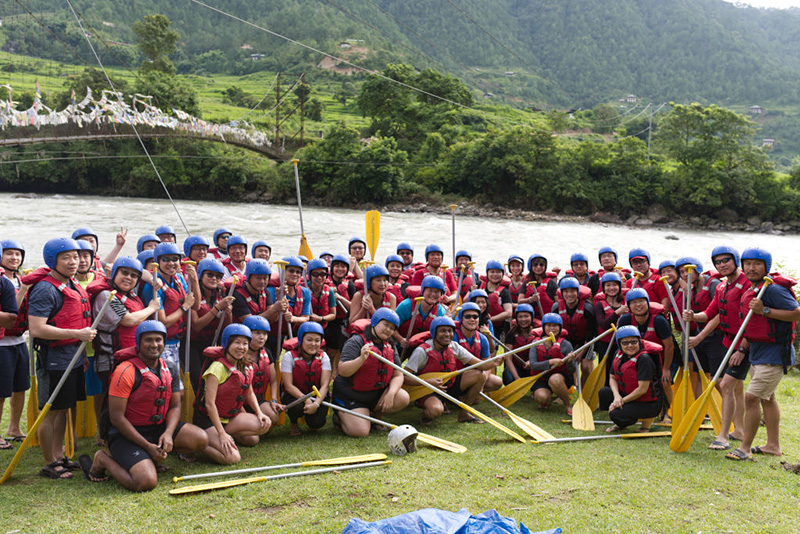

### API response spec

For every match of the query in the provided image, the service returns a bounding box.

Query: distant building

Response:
[339,42,352,49]
[749,105,764,115]
[250,53,266,61]
[625,94,637,103]
[240,44,253,50]
[483,92,494,99]
[762,138,775,148]
[505,71,516,77]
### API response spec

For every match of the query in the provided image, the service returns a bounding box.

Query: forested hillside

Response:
[3,0,800,107]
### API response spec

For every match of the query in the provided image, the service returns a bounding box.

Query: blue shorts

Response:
[0,343,30,398]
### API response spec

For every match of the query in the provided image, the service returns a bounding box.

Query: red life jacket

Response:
[563,270,597,287]
[113,347,172,426]
[627,269,663,303]
[329,277,351,320]
[35,273,92,347]
[249,348,272,400]
[507,278,526,303]
[597,267,632,279]
[716,271,749,343]
[310,284,332,328]
[221,257,248,275]
[454,323,482,369]
[191,294,222,343]
[612,349,658,402]
[234,282,268,317]
[417,341,457,386]
[159,273,187,340]
[3,267,52,337]
[449,268,477,300]
[532,334,570,377]
[287,285,306,317]
[290,349,324,394]
[556,285,592,344]
[351,333,394,392]
[628,302,667,346]
[86,278,145,352]
[480,277,511,328]
[208,247,223,259]
[593,289,627,342]
[742,274,797,345]
[398,301,440,340]
[197,347,252,418]
[387,283,403,304]
[523,274,557,317]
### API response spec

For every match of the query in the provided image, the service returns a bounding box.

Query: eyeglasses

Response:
[462,314,480,320]
[309,271,327,278]
[286,268,303,275]
[159,256,180,263]
[116,270,140,279]
[713,257,733,266]
[619,339,639,347]
[350,246,365,251]
[204,272,223,280]
[531,262,546,268]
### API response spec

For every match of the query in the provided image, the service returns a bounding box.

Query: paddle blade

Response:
[64,410,75,459]
[506,411,556,441]
[620,431,672,439]
[405,385,431,403]
[669,382,716,452]
[488,375,539,408]
[365,210,380,261]
[460,403,527,444]
[0,403,52,484]
[671,368,691,429]
[571,397,595,431]
[298,235,314,260]
[170,474,266,494]
[182,371,195,423]
[582,352,607,411]
[417,432,467,453]
[303,453,387,467]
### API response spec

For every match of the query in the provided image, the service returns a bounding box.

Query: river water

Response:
[2,193,799,272]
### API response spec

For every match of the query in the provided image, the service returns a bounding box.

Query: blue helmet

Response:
[421,275,446,293]
[507,255,524,269]
[486,260,504,273]
[459,302,481,315]
[626,288,649,304]
[349,237,366,251]
[155,225,176,240]
[598,246,618,262]
[197,258,225,279]
[676,257,703,275]
[600,272,622,286]
[43,237,82,269]
[515,303,535,317]
[0,239,25,267]
[468,289,489,302]
[137,249,155,268]
[424,244,443,260]
[570,252,589,264]
[243,315,271,333]
[371,307,400,328]
[542,313,563,327]
[154,242,181,263]
[365,265,390,291]
[136,234,160,254]
[331,254,351,271]
[658,260,676,273]
[245,258,272,280]
[429,316,456,339]
[616,325,642,342]
[628,248,651,264]
[319,251,334,259]
[251,240,271,257]
[456,250,472,262]
[221,324,252,350]
[298,255,309,263]
[183,235,210,258]
[282,256,304,269]
[135,320,167,348]
[741,247,772,273]
[110,257,143,282]
[213,228,232,247]
[306,258,328,274]
[298,321,325,346]
[527,253,547,271]
[396,242,414,254]
[711,245,740,268]
[385,254,404,268]
[77,239,95,254]
[226,235,247,250]
[72,227,98,247]
[559,277,580,291]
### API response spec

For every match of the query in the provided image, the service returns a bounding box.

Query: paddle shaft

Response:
[404,298,424,342]
[662,276,706,373]
[527,281,546,318]
[450,204,456,269]
[291,159,305,236]
[282,390,315,411]
[211,279,238,346]
[275,261,287,359]
[535,431,672,443]
[1,290,116,484]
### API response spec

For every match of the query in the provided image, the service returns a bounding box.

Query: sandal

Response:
[725,449,752,461]
[708,440,731,451]
[751,446,783,457]
[606,424,622,433]
[40,462,73,479]
[59,457,80,470]
[78,455,108,483]
[8,434,26,442]
[0,438,12,450]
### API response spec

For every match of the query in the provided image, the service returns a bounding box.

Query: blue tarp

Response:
[341,508,561,534]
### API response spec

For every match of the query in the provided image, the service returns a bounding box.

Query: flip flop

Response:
[708,440,730,451]
[8,435,26,442]
[78,454,108,483]
[751,446,783,457]
[725,449,752,461]
[728,433,742,441]
[0,438,12,450]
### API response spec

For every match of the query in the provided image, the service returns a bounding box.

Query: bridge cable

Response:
[65,0,191,236]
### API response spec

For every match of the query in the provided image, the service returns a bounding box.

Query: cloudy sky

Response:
[724,0,800,7]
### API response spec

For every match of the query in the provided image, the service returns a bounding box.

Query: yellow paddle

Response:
[534,431,672,444]
[291,159,314,259]
[26,336,39,447]
[64,410,75,459]
[671,265,695,430]
[572,360,594,431]
[670,278,771,453]
[479,392,555,441]
[182,259,197,423]
[312,387,466,453]
[1,291,116,484]
[368,351,527,443]
[365,210,380,262]
[582,339,614,411]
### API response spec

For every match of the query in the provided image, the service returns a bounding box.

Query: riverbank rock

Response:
[647,204,669,223]
[13,193,38,199]
[718,207,739,222]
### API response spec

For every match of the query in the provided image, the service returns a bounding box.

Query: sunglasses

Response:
[713,257,733,266]
[116,269,140,279]
[531,262,546,267]
[204,272,223,280]
[286,268,303,275]
[309,271,327,278]
[619,339,639,347]
[462,314,480,320]
[159,256,181,263]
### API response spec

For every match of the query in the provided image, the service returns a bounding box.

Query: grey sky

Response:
[724,0,800,7]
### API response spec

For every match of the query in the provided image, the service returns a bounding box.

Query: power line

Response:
[11,0,92,68]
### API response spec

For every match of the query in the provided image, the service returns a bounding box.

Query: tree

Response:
[592,103,619,134]
[132,14,179,74]
[55,68,128,109]
[135,71,200,116]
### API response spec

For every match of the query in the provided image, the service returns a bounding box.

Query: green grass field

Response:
[2,370,799,533]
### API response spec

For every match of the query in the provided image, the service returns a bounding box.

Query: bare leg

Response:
[482,371,503,392]
[200,426,241,465]
[422,395,445,422]
[580,359,594,387]
[533,387,552,407]
[732,379,746,438]
[38,409,67,465]
[373,388,410,417]
[457,370,486,421]
[337,408,372,437]
[173,423,209,454]
[548,374,571,412]
[91,450,158,492]
[752,395,782,456]
[735,393,762,458]
[6,391,26,437]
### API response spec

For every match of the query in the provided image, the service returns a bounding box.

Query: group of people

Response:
[0,226,797,491]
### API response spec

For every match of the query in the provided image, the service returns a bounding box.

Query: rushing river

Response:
[2,193,799,271]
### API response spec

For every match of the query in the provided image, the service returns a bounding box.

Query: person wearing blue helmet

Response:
[553,277,597,381]
[280,322,331,436]
[597,246,624,277]
[598,325,664,433]
[195,324,271,464]
[625,248,669,307]
[75,240,103,288]
[520,253,559,319]
[140,243,197,393]
[73,226,127,272]
[683,245,750,446]
[410,244,458,304]
[319,251,334,266]
[467,289,496,339]
[242,316,281,427]
[396,242,417,271]
[155,225,176,243]
[183,235,209,265]
[404,316,497,425]
[231,259,283,325]
[251,241,272,263]
[268,257,311,336]
[350,265,396,325]
[209,228,232,260]
[348,237,367,263]
[565,252,599,296]
[455,302,502,392]
[27,238,96,479]
[594,272,628,369]
[221,236,248,282]
[325,255,355,367]
[502,303,536,383]
[0,241,24,448]
[136,234,160,255]
[306,259,337,329]
[394,276,448,354]
[385,254,405,286]
[334,308,409,437]
[726,248,800,461]
[478,260,513,336]
[506,255,526,304]
[529,313,577,414]
[82,320,208,490]
[451,250,478,301]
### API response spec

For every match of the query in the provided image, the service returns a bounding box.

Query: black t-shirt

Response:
[618,313,672,340]
[232,285,274,319]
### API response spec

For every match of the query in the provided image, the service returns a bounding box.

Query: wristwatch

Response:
[762,306,771,317]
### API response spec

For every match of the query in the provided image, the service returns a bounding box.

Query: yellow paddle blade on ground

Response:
[669,380,717,452]
[459,403,527,444]
[479,392,555,441]
[572,365,594,431]
[699,371,726,435]
[64,410,75,459]
[417,433,468,453]
[365,210,380,261]
[27,376,39,448]
[488,373,542,407]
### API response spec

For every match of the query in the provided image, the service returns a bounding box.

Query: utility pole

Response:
[300,72,305,148]
[275,72,281,147]
[646,103,653,160]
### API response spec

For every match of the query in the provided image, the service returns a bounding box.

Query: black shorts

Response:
[43,367,86,411]
[531,372,574,393]
[332,387,385,412]
[724,351,751,381]
[324,319,347,350]
[108,422,186,471]
[0,343,30,398]
[696,332,726,376]
[414,375,466,408]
